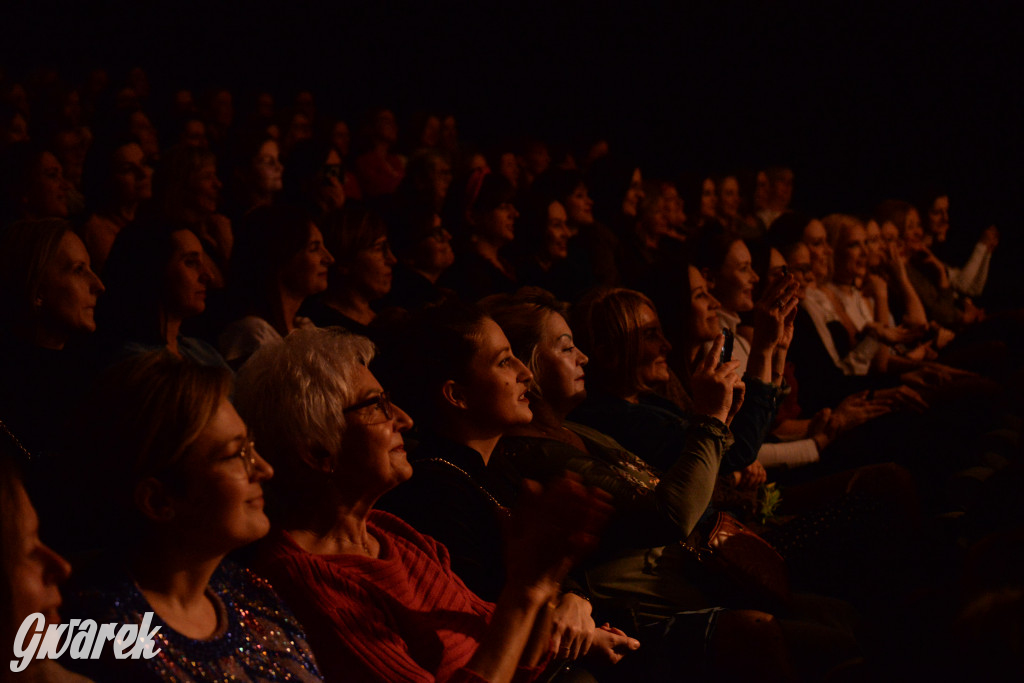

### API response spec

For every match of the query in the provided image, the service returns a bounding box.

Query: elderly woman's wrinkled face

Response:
[4,476,72,630]
[281,223,334,298]
[169,398,273,550]
[688,266,721,344]
[459,318,534,431]
[534,312,588,412]
[111,142,152,205]
[37,232,105,343]
[802,219,832,284]
[341,363,414,493]
[710,240,759,314]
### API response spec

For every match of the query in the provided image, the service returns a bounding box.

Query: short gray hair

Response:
[235,327,375,472]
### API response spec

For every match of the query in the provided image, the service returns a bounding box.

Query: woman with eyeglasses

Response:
[379,202,456,312]
[218,205,335,368]
[62,351,323,681]
[236,327,615,683]
[299,203,396,338]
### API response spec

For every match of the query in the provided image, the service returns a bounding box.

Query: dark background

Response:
[3,0,1021,286]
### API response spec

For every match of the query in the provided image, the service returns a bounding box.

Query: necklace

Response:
[420,457,511,517]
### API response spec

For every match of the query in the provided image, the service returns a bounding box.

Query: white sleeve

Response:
[757,439,821,468]
[949,242,992,298]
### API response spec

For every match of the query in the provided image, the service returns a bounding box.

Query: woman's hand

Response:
[980,225,999,252]
[548,593,595,661]
[691,335,743,424]
[867,322,921,346]
[750,275,801,354]
[736,461,768,491]
[831,391,891,433]
[587,624,641,665]
[503,475,613,603]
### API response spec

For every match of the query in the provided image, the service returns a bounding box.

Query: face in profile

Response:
[709,240,759,314]
[534,311,588,412]
[785,243,814,300]
[410,215,454,276]
[319,148,346,212]
[164,229,211,319]
[564,183,594,226]
[687,266,722,344]
[280,223,334,298]
[189,161,221,215]
[622,168,644,217]
[164,398,273,550]
[37,232,105,344]
[700,178,717,218]
[927,196,949,241]
[902,208,926,252]
[479,201,518,246]
[252,140,283,194]
[457,318,534,431]
[543,201,571,262]
[636,303,671,387]
[24,152,70,219]
[661,184,686,229]
[864,220,883,269]
[347,235,396,301]
[339,363,414,494]
[3,475,72,629]
[111,142,153,206]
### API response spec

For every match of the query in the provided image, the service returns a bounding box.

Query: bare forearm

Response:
[467,586,552,682]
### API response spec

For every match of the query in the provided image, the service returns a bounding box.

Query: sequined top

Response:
[64,561,323,682]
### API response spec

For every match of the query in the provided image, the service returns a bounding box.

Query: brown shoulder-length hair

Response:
[570,287,659,398]
[481,287,567,397]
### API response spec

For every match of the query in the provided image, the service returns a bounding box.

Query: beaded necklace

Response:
[419,457,511,517]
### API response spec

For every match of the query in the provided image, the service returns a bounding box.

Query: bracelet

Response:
[562,589,591,603]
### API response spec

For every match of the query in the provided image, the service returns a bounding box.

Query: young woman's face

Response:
[37,232,105,341]
[688,266,722,343]
[700,178,717,218]
[189,161,221,214]
[252,140,283,194]
[534,312,589,412]
[710,240,759,314]
[111,142,153,206]
[169,397,273,551]
[340,363,414,497]
[459,318,534,431]
[5,476,72,629]
[622,168,644,217]
[280,223,335,298]
[543,201,572,262]
[718,176,740,217]
[25,152,70,219]
[802,219,832,284]
[165,230,211,319]
[636,303,671,387]
[564,183,595,226]
[347,234,396,300]
[834,223,868,284]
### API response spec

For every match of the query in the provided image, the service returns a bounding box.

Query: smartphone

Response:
[720,327,734,364]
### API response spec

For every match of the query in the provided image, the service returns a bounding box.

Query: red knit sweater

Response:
[254,510,533,683]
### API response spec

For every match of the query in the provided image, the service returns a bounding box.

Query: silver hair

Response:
[235,327,375,468]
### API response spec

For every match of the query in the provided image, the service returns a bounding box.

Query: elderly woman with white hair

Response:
[235,327,616,683]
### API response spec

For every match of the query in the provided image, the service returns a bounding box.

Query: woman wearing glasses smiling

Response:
[236,327,616,683]
[62,351,323,681]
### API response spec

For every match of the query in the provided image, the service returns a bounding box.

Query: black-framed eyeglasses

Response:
[343,392,393,423]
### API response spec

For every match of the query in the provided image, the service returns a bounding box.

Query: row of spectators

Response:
[2,65,1023,682]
